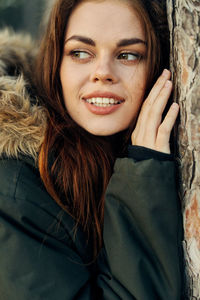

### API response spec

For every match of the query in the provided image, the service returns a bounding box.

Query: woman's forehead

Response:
[65,0,145,41]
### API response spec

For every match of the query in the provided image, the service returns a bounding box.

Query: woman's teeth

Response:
[86,97,122,107]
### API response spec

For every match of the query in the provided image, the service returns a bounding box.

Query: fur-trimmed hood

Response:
[0,29,46,161]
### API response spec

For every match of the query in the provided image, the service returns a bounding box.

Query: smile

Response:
[86,97,123,107]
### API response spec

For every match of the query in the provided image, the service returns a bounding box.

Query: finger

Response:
[156,103,179,153]
[140,80,173,139]
[146,69,171,105]
[137,71,172,126]
[138,81,173,148]
[151,80,173,119]
[132,80,173,146]
[131,70,173,148]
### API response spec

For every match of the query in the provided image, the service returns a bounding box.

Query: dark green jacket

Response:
[0,29,183,299]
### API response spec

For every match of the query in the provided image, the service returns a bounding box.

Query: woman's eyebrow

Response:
[65,35,147,47]
[117,38,147,47]
[65,35,95,46]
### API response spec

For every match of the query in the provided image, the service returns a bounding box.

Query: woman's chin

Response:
[83,126,125,137]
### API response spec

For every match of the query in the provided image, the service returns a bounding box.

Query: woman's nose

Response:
[90,58,118,84]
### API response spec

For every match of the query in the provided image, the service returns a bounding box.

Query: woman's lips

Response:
[83,100,123,115]
[82,92,125,115]
[83,91,124,101]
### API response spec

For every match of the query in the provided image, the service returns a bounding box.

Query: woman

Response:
[0,0,183,299]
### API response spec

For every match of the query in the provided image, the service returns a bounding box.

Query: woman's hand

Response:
[131,69,179,154]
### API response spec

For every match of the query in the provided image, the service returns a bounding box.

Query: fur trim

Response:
[0,29,46,161]
[0,76,46,161]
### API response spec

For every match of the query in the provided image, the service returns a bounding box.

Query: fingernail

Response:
[172,103,179,110]
[165,80,172,87]
[162,69,170,77]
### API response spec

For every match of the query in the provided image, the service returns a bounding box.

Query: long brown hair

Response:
[35,0,169,257]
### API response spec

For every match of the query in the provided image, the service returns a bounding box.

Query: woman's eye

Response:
[118,53,140,61]
[70,50,91,59]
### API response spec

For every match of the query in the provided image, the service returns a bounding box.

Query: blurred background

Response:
[0,0,54,37]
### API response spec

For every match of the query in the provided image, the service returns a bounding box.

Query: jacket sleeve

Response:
[97,156,183,300]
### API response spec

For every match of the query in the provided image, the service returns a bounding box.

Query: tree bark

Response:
[167,0,200,298]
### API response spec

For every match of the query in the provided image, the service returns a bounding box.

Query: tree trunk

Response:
[167,0,200,298]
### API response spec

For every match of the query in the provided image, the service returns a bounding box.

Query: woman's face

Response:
[60,0,148,136]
